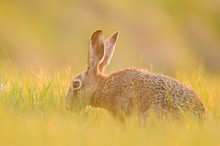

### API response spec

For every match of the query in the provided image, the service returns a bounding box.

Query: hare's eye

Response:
[71,79,82,90]
[72,81,80,88]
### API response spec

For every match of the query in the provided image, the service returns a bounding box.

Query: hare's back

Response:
[105,68,197,99]
[103,68,206,118]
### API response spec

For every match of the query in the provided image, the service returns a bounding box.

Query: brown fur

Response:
[66,30,209,121]
[90,68,208,120]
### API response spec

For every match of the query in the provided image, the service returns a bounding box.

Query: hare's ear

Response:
[99,32,119,73]
[88,30,105,75]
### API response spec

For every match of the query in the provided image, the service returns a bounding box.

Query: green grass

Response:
[0,66,220,146]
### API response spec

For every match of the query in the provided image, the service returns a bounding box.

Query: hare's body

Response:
[66,30,208,121]
[91,68,207,120]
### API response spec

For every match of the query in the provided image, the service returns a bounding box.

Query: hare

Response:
[66,30,209,121]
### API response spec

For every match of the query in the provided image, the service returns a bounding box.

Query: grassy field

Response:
[0,65,220,146]
[0,0,220,145]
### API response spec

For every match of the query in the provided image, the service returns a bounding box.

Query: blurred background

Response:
[0,0,220,74]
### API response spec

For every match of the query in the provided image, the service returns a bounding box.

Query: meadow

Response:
[0,64,220,146]
[1,0,220,145]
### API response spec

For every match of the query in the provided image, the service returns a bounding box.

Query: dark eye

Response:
[71,79,82,90]
[72,81,80,88]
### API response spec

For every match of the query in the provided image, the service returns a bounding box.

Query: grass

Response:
[0,65,220,146]
[1,0,220,145]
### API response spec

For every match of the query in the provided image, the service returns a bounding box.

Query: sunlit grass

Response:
[0,0,220,145]
[0,65,220,146]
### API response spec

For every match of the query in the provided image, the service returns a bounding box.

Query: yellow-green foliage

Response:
[0,0,220,145]
[0,66,220,146]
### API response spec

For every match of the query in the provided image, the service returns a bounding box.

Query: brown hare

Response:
[66,30,209,121]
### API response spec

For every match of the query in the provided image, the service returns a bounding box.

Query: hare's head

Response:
[65,30,119,111]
